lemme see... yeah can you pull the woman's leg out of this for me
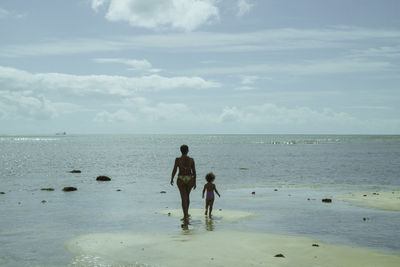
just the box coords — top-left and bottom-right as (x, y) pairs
(178, 178), (195, 220)
(177, 179), (189, 219)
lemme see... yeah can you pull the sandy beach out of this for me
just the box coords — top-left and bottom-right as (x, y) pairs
(335, 191), (400, 211)
(66, 209), (400, 267)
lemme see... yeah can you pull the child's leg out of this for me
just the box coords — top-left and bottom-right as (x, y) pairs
(205, 199), (210, 215)
(208, 199), (214, 218)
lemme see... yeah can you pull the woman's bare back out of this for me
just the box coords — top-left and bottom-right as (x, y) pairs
(176, 156), (194, 176)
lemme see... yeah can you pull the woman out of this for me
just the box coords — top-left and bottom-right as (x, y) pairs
(170, 144), (196, 221)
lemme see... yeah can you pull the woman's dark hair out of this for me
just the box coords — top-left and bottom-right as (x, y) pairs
(180, 144), (189, 155)
(205, 172), (215, 182)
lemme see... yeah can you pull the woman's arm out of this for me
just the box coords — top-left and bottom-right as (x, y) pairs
(170, 158), (178, 186)
(191, 159), (197, 189)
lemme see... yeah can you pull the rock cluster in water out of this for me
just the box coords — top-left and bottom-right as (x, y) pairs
(96, 176), (111, 181)
(63, 187), (77, 192)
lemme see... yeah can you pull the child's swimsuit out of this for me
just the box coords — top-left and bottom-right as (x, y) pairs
(206, 189), (214, 200)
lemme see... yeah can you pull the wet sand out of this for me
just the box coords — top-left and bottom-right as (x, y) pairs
(335, 191), (400, 211)
(66, 209), (400, 267)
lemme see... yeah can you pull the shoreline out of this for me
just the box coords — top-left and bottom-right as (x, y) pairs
(66, 229), (400, 267)
(335, 191), (400, 212)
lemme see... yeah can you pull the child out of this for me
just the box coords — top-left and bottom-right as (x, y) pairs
(202, 172), (221, 218)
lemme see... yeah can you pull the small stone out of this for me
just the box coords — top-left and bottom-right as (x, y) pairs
(69, 170), (81, 173)
(239, 168), (249, 170)
(41, 200), (47, 204)
(252, 191), (256, 195)
(363, 194), (367, 197)
(116, 189), (121, 192)
(312, 244), (319, 247)
(322, 198), (332, 203)
(0, 192), (5, 194)
(96, 176), (111, 181)
(373, 192), (379, 195)
(274, 189), (278, 191)
(41, 188), (55, 191)
(63, 187), (77, 192)
(160, 191), (166, 194)
(307, 198), (311, 200)
(168, 212), (171, 216)
(274, 254), (285, 258)
(219, 209), (222, 211)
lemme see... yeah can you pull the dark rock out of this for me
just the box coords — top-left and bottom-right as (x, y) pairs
(307, 198), (311, 200)
(239, 168), (249, 170)
(322, 198), (332, 203)
(63, 187), (77, 192)
(312, 244), (319, 247)
(69, 170), (81, 173)
(116, 189), (121, 192)
(41, 200), (47, 204)
(219, 209), (222, 211)
(274, 189), (278, 191)
(373, 192), (379, 195)
(0, 192), (5, 194)
(160, 191), (166, 194)
(168, 212), (171, 216)
(363, 194), (367, 197)
(96, 176), (111, 181)
(274, 254), (285, 258)
(251, 191), (256, 195)
(41, 188), (55, 191)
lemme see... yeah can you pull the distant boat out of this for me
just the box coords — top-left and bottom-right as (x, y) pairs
(56, 132), (67, 135)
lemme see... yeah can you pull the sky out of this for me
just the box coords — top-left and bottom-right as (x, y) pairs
(0, 0), (399, 134)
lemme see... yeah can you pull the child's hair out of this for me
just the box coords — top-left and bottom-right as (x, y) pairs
(205, 172), (215, 182)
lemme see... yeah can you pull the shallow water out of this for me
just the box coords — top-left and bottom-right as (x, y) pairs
(0, 135), (399, 266)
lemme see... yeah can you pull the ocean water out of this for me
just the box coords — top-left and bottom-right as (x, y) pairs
(0, 134), (399, 266)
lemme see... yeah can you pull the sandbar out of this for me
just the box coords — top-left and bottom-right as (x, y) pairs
(66, 230), (400, 267)
(335, 191), (400, 211)
(157, 208), (257, 222)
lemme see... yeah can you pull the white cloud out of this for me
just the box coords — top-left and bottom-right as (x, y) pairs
(91, 0), (219, 32)
(93, 57), (160, 72)
(91, 0), (108, 12)
(219, 106), (242, 122)
(0, 91), (82, 120)
(237, 0), (253, 17)
(0, 7), (24, 19)
(241, 75), (258, 85)
(2, 27), (400, 57)
(94, 109), (135, 122)
(94, 102), (190, 123)
(218, 103), (359, 127)
(192, 59), (392, 76)
(0, 66), (220, 97)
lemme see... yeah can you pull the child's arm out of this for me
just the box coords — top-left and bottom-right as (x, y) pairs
(214, 185), (221, 197)
(202, 185), (206, 199)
